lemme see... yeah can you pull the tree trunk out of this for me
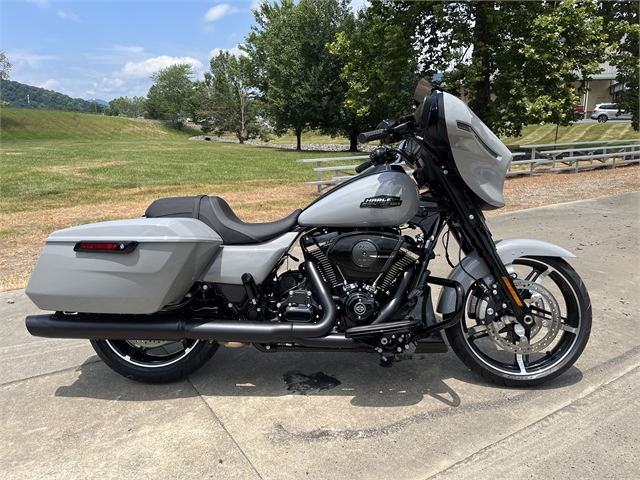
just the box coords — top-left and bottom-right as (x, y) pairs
(349, 132), (358, 152)
(296, 128), (302, 151)
(468, 1), (494, 123)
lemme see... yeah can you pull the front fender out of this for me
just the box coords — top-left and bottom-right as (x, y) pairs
(436, 238), (575, 315)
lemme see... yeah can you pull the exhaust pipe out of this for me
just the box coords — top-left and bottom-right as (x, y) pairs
(26, 261), (337, 343)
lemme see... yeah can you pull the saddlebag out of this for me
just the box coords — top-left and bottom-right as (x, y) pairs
(26, 218), (222, 314)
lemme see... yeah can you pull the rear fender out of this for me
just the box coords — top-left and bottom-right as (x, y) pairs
(436, 238), (576, 314)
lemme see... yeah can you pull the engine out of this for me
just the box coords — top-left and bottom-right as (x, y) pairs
(300, 229), (419, 328)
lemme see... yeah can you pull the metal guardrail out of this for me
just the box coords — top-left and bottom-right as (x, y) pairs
(299, 139), (640, 192)
(508, 139), (640, 176)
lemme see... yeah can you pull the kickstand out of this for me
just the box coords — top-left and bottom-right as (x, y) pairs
(379, 354), (394, 368)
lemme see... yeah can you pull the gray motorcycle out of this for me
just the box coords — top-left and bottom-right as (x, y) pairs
(25, 79), (591, 387)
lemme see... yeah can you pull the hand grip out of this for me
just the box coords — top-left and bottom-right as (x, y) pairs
(357, 129), (388, 144)
(355, 160), (374, 173)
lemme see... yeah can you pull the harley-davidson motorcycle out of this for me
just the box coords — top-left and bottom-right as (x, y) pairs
(25, 79), (591, 387)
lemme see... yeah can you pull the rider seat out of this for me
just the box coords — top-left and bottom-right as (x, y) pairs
(145, 195), (301, 245)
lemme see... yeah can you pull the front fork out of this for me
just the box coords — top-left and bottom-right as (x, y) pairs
(449, 214), (534, 332)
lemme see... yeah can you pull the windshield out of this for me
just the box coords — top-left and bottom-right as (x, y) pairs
(414, 78), (434, 104)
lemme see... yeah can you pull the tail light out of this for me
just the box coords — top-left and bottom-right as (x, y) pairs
(74, 241), (137, 253)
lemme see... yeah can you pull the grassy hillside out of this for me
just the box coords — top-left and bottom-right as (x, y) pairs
(0, 108), (360, 214)
(0, 108), (191, 141)
(501, 122), (639, 148)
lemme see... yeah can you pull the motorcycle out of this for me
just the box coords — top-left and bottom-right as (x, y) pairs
(25, 79), (591, 387)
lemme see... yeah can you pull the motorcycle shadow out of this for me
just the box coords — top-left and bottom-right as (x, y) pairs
(55, 347), (583, 407)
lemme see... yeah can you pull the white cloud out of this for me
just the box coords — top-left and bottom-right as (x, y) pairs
(111, 45), (145, 55)
(100, 77), (125, 91)
(121, 56), (203, 78)
(6, 49), (58, 74)
(203, 4), (238, 23)
(58, 10), (81, 23)
(38, 79), (60, 90)
(209, 46), (246, 59)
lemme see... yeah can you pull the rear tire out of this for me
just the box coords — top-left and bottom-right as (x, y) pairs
(597, 115), (607, 123)
(445, 256), (591, 387)
(91, 338), (219, 383)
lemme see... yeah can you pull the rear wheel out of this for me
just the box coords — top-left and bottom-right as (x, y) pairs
(597, 115), (607, 123)
(91, 338), (219, 383)
(445, 256), (591, 387)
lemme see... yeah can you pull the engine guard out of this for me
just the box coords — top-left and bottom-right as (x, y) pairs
(436, 238), (576, 315)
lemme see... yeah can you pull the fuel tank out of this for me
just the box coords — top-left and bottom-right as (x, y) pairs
(298, 167), (419, 228)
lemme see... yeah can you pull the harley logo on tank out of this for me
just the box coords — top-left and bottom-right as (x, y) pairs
(360, 196), (403, 208)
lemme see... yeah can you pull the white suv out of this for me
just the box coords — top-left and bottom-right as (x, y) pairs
(590, 104), (632, 123)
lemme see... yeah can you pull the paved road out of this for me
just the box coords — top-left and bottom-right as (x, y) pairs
(2, 192), (638, 479)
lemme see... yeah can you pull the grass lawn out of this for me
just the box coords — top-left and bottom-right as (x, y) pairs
(0, 109), (362, 214)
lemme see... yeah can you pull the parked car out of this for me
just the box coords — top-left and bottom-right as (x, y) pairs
(574, 104), (585, 114)
(590, 104), (632, 123)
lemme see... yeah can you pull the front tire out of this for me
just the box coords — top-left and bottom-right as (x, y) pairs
(91, 338), (219, 383)
(445, 256), (592, 387)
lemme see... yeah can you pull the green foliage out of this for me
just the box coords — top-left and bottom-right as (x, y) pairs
(0, 50), (11, 82)
(369, 1), (609, 137)
(601, 1), (639, 131)
(520, 0), (608, 138)
(0, 80), (98, 112)
(329, 2), (419, 149)
(244, 0), (351, 150)
(191, 51), (267, 142)
(108, 96), (146, 118)
(147, 64), (195, 127)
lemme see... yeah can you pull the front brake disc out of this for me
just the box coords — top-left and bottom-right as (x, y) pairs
(486, 280), (561, 354)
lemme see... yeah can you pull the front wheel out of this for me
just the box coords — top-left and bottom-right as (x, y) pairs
(91, 338), (219, 383)
(445, 256), (592, 387)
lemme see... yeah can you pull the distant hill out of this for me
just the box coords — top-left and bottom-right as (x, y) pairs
(0, 80), (102, 112)
(87, 98), (109, 106)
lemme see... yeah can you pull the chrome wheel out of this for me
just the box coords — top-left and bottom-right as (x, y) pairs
(104, 339), (201, 368)
(91, 337), (219, 383)
(446, 257), (592, 387)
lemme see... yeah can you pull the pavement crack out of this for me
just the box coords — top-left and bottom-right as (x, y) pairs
(187, 377), (264, 480)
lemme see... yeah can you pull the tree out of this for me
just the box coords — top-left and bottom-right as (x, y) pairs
(330, 2), (420, 149)
(108, 96), (146, 117)
(191, 51), (264, 143)
(348, 1), (607, 138)
(244, 0), (350, 150)
(0, 50), (11, 81)
(601, 0), (639, 130)
(147, 64), (195, 127)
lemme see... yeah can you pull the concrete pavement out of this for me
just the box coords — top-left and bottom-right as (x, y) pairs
(1, 192), (639, 479)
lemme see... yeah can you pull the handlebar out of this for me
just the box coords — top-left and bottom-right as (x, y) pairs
(355, 159), (374, 173)
(357, 115), (417, 144)
(357, 129), (388, 144)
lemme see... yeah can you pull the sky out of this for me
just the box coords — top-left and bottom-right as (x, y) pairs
(2, 0), (368, 102)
